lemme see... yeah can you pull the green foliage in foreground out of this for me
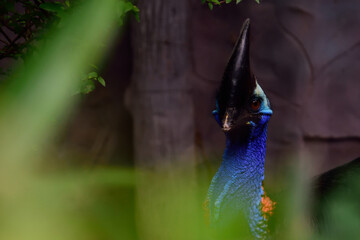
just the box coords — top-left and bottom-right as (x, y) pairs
(202, 0), (260, 10)
(0, 0), (139, 94)
(0, 1), (137, 239)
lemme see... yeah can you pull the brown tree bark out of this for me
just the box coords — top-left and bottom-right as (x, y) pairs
(130, 0), (194, 169)
(129, 1), (198, 239)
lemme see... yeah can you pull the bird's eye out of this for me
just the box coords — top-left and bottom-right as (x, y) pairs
(250, 98), (261, 111)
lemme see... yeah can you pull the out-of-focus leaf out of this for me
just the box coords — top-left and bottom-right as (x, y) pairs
(88, 71), (98, 79)
(98, 76), (106, 87)
(202, 0), (260, 8)
(90, 64), (99, 70)
(116, 1), (140, 25)
(39, 2), (64, 13)
(80, 79), (96, 94)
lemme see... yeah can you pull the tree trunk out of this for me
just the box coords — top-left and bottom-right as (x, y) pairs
(129, 0), (198, 239)
(130, 0), (194, 168)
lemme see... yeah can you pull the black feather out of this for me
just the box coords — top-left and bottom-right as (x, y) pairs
(311, 157), (360, 229)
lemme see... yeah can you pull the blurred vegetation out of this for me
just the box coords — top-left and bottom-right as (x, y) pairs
(0, 0), (358, 240)
(0, 0), (137, 239)
(0, 0), (138, 94)
(202, 0), (260, 10)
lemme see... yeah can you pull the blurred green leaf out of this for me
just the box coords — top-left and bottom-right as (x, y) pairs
(98, 76), (106, 87)
(87, 71), (98, 79)
(208, 3), (213, 10)
(202, 0), (260, 6)
(81, 79), (96, 94)
(39, 2), (64, 13)
(90, 63), (99, 70)
(116, 1), (140, 25)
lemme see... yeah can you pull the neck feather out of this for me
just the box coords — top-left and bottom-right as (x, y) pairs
(208, 117), (270, 238)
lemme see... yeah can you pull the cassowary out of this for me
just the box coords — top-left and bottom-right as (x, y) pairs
(206, 19), (360, 239)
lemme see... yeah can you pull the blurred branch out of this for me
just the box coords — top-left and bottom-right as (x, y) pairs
(0, 38), (8, 45)
(0, 28), (11, 43)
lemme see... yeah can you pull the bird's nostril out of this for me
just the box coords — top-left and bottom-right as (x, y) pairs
(223, 112), (232, 131)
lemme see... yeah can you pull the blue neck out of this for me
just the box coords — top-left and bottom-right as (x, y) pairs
(208, 115), (270, 238)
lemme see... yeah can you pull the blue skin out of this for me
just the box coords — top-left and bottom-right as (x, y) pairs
(208, 99), (272, 239)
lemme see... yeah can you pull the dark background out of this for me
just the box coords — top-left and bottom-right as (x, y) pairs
(57, 0), (360, 181)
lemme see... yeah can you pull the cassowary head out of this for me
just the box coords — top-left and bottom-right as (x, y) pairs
(213, 19), (272, 138)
